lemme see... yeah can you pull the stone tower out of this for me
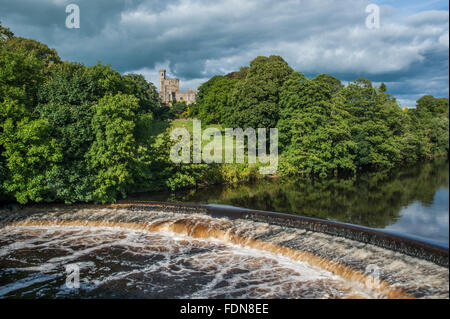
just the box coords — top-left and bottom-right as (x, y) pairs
(159, 69), (166, 93)
(158, 69), (197, 105)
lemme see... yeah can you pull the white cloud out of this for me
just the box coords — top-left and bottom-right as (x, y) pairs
(0, 0), (448, 99)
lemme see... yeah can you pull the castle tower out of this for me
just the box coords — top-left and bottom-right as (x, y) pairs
(159, 70), (167, 101)
(158, 69), (197, 105)
(159, 70), (166, 94)
(160, 70), (166, 80)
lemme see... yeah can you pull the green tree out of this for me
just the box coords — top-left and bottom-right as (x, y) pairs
(225, 66), (249, 80)
(36, 101), (96, 203)
(123, 73), (161, 115)
(429, 116), (449, 155)
(0, 47), (45, 109)
(2, 37), (61, 70)
(314, 74), (344, 95)
(1, 115), (62, 203)
(0, 20), (447, 205)
(229, 55), (293, 129)
(416, 95), (449, 117)
(195, 75), (237, 124)
(276, 72), (307, 149)
(0, 46), (46, 200)
(0, 21), (14, 42)
(406, 95), (449, 159)
(342, 78), (404, 169)
(35, 62), (130, 203)
(171, 101), (188, 117)
(279, 78), (356, 176)
(87, 93), (141, 203)
(38, 62), (125, 106)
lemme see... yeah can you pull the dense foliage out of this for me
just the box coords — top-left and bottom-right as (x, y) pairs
(0, 21), (448, 204)
(195, 56), (449, 177)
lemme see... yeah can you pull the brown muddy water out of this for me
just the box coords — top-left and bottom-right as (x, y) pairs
(0, 205), (448, 299)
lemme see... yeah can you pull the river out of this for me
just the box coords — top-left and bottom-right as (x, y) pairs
(129, 159), (449, 246)
(0, 160), (448, 298)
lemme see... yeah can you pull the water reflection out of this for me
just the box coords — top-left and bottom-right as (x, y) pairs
(130, 160), (449, 245)
(384, 189), (449, 244)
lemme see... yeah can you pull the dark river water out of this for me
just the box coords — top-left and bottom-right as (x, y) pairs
(0, 226), (381, 298)
(130, 160), (449, 246)
(0, 160), (448, 299)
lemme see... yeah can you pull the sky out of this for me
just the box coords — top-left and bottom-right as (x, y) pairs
(0, 0), (448, 107)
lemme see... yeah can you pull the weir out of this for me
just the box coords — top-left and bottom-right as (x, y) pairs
(0, 202), (448, 299)
(114, 201), (449, 267)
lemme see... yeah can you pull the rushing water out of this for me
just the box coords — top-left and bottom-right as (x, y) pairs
(0, 160), (448, 299)
(0, 225), (381, 299)
(0, 207), (448, 299)
(130, 160), (449, 246)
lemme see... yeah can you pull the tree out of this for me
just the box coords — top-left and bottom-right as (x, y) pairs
(314, 74), (344, 95)
(171, 101), (188, 117)
(34, 62), (128, 203)
(0, 47), (45, 109)
(229, 55), (293, 129)
(0, 21), (13, 42)
(406, 95), (449, 160)
(429, 116), (449, 156)
(1, 115), (62, 203)
(0, 46), (46, 199)
(38, 62), (125, 106)
(277, 71), (307, 149)
(341, 78), (404, 169)
(195, 75), (237, 124)
(2, 37), (61, 69)
(123, 73), (161, 115)
(36, 101), (96, 203)
(416, 95), (449, 118)
(0, 20), (447, 204)
(87, 93), (141, 203)
(279, 78), (356, 176)
(225, 66), (249, 80)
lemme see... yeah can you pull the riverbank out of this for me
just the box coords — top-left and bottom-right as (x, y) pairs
(2, 159), (448, 246)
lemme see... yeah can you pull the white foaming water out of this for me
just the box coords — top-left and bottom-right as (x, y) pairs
(0, 225), (381, 299)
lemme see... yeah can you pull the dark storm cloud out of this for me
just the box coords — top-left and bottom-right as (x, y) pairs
(0, 0), (448, 106)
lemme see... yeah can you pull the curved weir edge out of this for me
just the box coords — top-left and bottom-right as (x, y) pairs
(111, 201), (449, 267)
(1, 201), (448, 298)
(6, 219), (414, 299)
